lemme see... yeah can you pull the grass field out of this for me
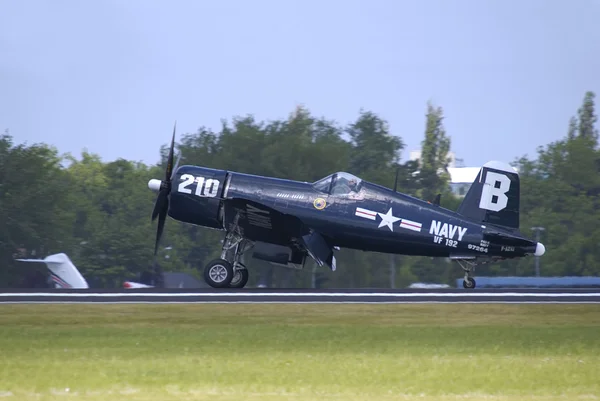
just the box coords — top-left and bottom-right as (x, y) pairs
(0, 303), (599, 400)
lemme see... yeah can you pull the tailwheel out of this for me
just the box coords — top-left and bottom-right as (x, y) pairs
(463, 277), (476, 289)
(455, 258), (477, 290)
(229, 264), (249, 288)
(204, 259), (234, 288)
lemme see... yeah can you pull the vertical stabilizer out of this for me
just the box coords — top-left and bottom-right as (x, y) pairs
(456, 161), (520, 230)
(16, 253), (89, 289)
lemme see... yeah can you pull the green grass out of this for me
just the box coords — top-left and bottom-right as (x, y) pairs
(0, 303), (599, 400)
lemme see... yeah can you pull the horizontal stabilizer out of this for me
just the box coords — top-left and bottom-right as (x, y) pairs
(483, 230), (534, 247)
(483, 229), (545, 256)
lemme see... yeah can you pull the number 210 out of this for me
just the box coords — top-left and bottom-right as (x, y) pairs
(177, 174), (220, 198)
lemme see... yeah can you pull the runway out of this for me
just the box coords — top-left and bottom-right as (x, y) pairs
(1, 288), (600, 303)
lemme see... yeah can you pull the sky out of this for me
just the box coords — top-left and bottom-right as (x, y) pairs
(1, 0), (599, 169)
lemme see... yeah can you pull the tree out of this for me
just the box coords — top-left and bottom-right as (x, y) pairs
(346, 109), (403, 187)
(0, 134), (75, 286)
(577, 91), (598, 143)
(417, 101), (451, 202)
(498, 91), (600, 277)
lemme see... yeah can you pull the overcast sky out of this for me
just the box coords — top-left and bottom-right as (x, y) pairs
(1, 0), (599, 169)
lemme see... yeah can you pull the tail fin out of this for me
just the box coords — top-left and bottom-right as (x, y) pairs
(456, 161), (520, 230)
(16, 253), (89, 289)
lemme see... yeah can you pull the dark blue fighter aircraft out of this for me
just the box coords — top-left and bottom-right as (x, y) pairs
(149, 126), (545, 289)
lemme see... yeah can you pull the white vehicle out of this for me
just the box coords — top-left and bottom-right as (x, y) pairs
(408, 283), (451, 289)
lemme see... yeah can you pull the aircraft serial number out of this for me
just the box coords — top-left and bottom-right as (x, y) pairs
(468, 244), (488, 253)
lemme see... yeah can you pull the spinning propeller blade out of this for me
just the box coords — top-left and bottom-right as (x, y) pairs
(150, 122), (179, 256)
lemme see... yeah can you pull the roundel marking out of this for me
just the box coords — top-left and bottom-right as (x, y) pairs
(313, 197), (326, 210)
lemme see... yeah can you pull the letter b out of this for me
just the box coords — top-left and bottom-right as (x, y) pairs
(479, 172), (510, 212)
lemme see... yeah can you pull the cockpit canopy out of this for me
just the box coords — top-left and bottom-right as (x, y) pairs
(312, 172), (363, 195)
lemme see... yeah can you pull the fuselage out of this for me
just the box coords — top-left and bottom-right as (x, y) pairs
(228, 171), (492, 256)
(165, 165), (538, 260)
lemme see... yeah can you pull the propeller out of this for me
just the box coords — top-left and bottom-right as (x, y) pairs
(149, 122), (182, 257)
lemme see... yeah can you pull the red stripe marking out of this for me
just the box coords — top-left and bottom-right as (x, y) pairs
(401, 221), (421, 228)
(356, 209), (376, 216)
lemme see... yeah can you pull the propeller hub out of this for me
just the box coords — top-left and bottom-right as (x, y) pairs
(148, 179), (162, 192)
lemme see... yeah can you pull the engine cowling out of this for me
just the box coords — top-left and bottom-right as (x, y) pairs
(167, 165), (228, 230)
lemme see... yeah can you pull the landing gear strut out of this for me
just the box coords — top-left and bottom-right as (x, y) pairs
(203, 232), (253, 289)
(456, 259), (477, 289)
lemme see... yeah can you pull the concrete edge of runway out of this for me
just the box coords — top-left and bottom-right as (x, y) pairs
(1, 288), (599, 303)
(2, 287), (600, 294)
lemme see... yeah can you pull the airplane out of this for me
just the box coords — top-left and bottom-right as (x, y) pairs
(148, 125), (546, 290)
(16, 253), (89, 289)
(15, 252), (199, 289)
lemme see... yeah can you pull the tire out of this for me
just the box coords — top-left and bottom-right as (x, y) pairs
(463, 277), (476, 289)
(229, 268), (249, 288)
(204, 259), (234, 288)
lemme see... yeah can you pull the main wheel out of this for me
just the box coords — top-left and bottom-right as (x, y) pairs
(463, 277), (476, 289)
(229, 268), (249, 288)
(204, 259), (234, 288)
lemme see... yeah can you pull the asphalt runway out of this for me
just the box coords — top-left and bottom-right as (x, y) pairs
(1, 288), (600, 303)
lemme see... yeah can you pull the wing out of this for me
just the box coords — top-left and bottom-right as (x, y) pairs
(222, 198), (337, 271)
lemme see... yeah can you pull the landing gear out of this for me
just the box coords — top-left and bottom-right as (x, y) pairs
(463, 277), (476, 289)
(203, 232), (253, 289)
(204, 259), (234, 288)
(456, 259), (477, 289)
(229, 264), (249, 288)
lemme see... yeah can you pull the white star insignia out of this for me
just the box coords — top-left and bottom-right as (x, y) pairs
(377, 207), (400, 231)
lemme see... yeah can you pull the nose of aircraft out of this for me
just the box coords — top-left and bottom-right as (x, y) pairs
(534, 242), (545, 256)
(148, 179), (162, 192)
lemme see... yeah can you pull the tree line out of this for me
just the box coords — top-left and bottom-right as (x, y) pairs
(1, 91), (598, 288)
